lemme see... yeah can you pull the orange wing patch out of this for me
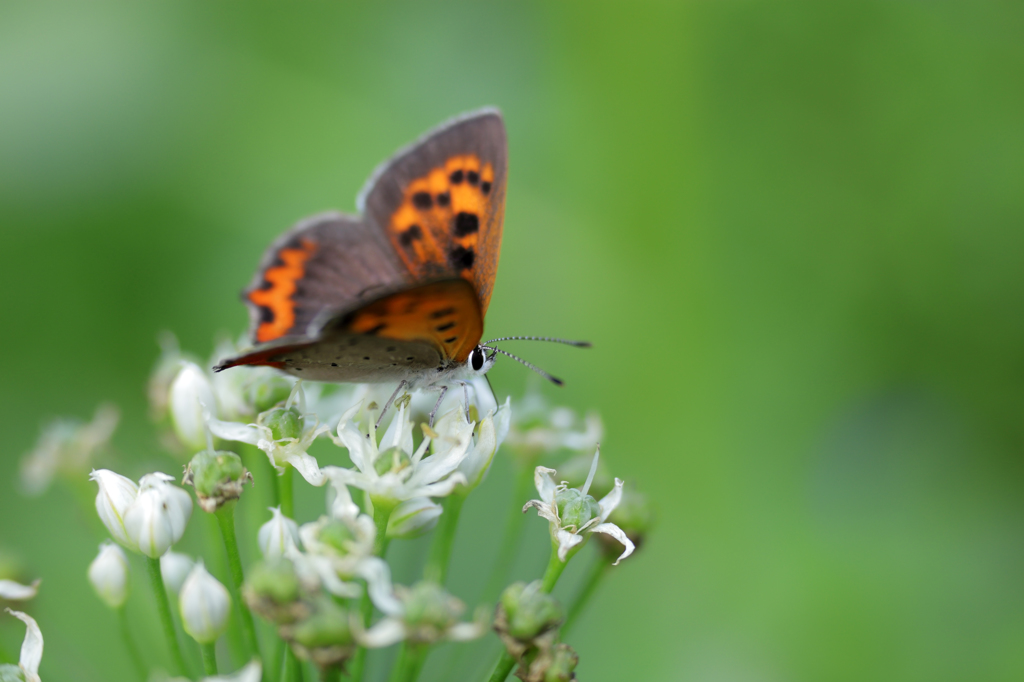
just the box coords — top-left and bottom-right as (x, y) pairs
(248, 238), (318, 343)
(341, 279), (483, 363)
(385, 155), (501, 314)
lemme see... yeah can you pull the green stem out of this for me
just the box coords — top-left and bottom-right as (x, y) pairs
(480, 464), (534, 601)
(145, 555), (190, 676)
(278, 465), (295, 518)
(348, 500), (395, 682)
(200, 643), (218, 676)
(423, 492), (466, 585)
(283, 647), (304, 682)
(388, 643), (425, 682)
(117, 606), (148, 681)
(484, 546), (568, 682)
(321, 667), (341, 682)
(216, 503), (262, 662)
(562, 555), (612, 635)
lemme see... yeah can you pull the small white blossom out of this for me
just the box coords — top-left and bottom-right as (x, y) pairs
(210, 335), (294, 421)
(258, 506), (300, 559)
(88, 542), (129, 609)
(2, 608), (42, 682)
(179, 561), (231, 644)
(170, 361), (218, 453)
(446, 398), (511, 492)
(323, 401), (471, 507)
(21, 403), (119, 495)
(523, 447), (635, 565)
(90, 469), (139, 548)
(208, 383), (328, 486)
(359, 582), (485, 648)
(160, 551), (195, 595)
(506, 389), (602, 456)
(387, 497), (442, 539)
(0, 580), (40, 602)
(123, 473), (193, 558)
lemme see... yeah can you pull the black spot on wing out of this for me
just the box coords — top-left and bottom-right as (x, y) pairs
(466, 170), (479, 185)
(412, 192), (433, 209)
(430, 307), (456, 319)
(481, 181), (492, 195)
(399, 224), (422, 247)
(435, 321), (455, 332)
(365, 323), (387, 335)
(448, 245), (475, 271)
(449, 170), (464, 184)
(436, 191), (450, 207)
(454, 212), (479, 237)
(258, 306), (274, 323)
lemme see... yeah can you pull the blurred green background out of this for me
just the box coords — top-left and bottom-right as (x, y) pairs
(2, 1), (1024, 680)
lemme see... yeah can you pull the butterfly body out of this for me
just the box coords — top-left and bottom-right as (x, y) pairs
(216, 110), (506, 391)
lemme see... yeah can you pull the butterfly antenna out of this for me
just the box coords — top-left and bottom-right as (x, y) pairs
(480, 346), (565, 386)
(484, 336), (591, 348)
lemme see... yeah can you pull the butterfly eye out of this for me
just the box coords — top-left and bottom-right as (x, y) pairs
(470, 347), (486, 372)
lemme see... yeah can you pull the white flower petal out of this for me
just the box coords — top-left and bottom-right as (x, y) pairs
(597, 477), (624, 523)
(0, 579), (40, 601)
(359, 617), (406, 648)
(326, 477), (360, 521)
(590, 522), (635, 565)
(446, 620), (487, 642)
(207, 417), (262, 445)
(90, 469), (138, 548)
(179, 561), (231, 644)
(555, 529), (584, 562)
(411, 473), (467, 500)
(88, 543), (128, 609)
(170, 362), (217, 452)
(283, 451), (325, 486)
(387, 498), (441, 539)
(5, 608), (42, 682)
(160, 551), (195, 595)
(258, 507), (299, 559)
(379, 403), (413, 456)
(534, 467), (558, 503)
(356, 557), (402, 616)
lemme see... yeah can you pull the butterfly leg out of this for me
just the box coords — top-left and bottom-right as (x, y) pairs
(428, 385), (448, 427)
(375, 380), (408, 431)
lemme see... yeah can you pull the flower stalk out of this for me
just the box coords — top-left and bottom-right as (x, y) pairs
(216, 503), (262, 662)
(423, 492), (466, 585)
(200, 642), (218, 676)
(117, 606), (147, 681)
(145, 555), (190, 676)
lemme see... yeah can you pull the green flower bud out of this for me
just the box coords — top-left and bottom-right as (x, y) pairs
(248, 376), (294, 413)
(603, 486), (653, 552)
(244, 559), (302, 624)
(373, 446), (411, 477)
(182, 450), (251, 513)
(499, 581), (564, 641)
(554, 488), (600, 533)
(262, 406), (303, 441)
(281, 596), (356, 669)
(403, 582), (460, 631)
(543, 643), (579, 682)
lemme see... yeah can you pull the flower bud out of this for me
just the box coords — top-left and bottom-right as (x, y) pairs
(88, 542), (129, 609)
(401, 582), (464, 644)
(499, 582), (564, 641)
(538, 643), (579, 682)
(258, 507), (300, 559)
(89, 469), (139, 549)
(160, 551), (194, 595)
(169, 361), (217, 453)
(183, 450), (252, 513)
(387, 498), (441, 539)
(248, 376), (294, 414)
(282, 596), (355, 668)
(124, 473), (193, 558)
(554, 488), (600, 533)
(261, 406), (303, 441)
(243, 559), (303, 625)
(179, 561), (231, 644)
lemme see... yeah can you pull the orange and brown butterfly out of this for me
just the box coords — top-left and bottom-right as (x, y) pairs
(216, 108), (587, 422)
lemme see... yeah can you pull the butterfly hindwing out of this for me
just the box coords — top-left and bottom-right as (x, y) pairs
(358, 108), (508, 316)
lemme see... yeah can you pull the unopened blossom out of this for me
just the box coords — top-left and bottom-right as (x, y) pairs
(359, 581), (485, 648)
(387, 497), (441, 539)
(517, 642), (578, 682)
(21, 403), (119, 495)
(123, 473), (193, 558)
(0, 579), (40, 602)
(161, 551), (195, 595)
(1, 609), (42, 682)
(523, 447), (635, 565)
(279, 595), (356, 669)
(258, 506), (300, 559)
(90, 469), (139, 548)
(183, 450), (252, 513)
(88, 542), (129, 609)
(169, 361), (218, 453)
(208, 383), (328, 486)
(179, 561), (231, 644)
(494, 581), (564, 659)
(210, 335), (293, 421)
(323, 401), (471, 507)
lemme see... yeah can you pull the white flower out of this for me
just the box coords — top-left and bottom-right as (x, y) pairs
(358, 582), (485, 648)
(210, 335), (294, 421)
(179, 561), (231, 644)
(258, 506), (300, 559)
(160, 551), (195, 595)
(323, 401), (471, 507)
(88, 542), (129, 609)
(447, 398), (511, 492)
(506, 389), (602, 456)
(207, 383), (328, 486)
(90, 469), (139, 548)
(170, 361), (218, 453)
(2, 609), (42, 682)
(0, 580), (40, 602)
(123, 473), (193, 558)
(21, 403), (119, 495)
(523, 447), (635, 565)
(387, 497), (441, 539)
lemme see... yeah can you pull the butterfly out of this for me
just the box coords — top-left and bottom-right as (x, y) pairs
(215, 108), (587, 423)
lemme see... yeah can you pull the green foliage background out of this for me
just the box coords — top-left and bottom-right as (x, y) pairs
(2, 2), (1023, 680)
